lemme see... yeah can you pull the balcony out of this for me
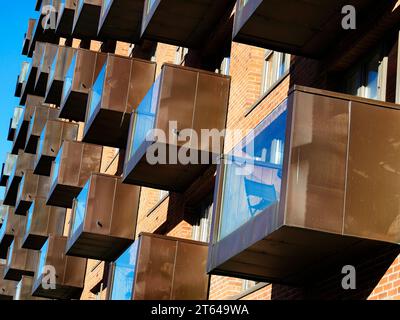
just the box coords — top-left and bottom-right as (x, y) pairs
(47, 141), (103, 208)
(44, 46), (76, 105)
(15, 276), (46, 300)
(34, 120), (79, 176)
(55, 0), (76, 37)
(66, 173), (140, 261)
(0, 207), (26, 259)
(22, 197), (66, 250)
(72, 0), (102, 39)
(60, 49), (106, 121)
(7, 107), (24, 142)
(0, 154), (18, 187)
(208, 85), (400, 285)
(232, 0), (378, 57)
(108, 233), (209, 300)
(15, 170), (51, 215)
(25, 106), (59, 154)
(11, 105), (36, 155)
(34, 43), (59, 97)
(15, 62), (30, 98)
(4, 237), (39, 281)
(83, 55), (156, 148)
(22, 19), (36, 56)
(0, 265), (17, 300)
(32, 235), (87, 299)
(98, 0), (144, 42)
(141, 0), (235, 48)
(123, 64), (230, 192)
(3, 152), (36, 206)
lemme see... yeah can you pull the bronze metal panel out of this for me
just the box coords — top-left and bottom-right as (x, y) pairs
(32, 235), (86, 299)
(4, 237), (38, 281)
(15, 170), (51, 215)
(55, 0), (76, 37)
(0, 208), (26, 259)
(11, 105), (37, 155)
(66, 173), (139, 261)
(45, 46), (76, 104)
(22, 197), (66, 250)
(25, 106), (59, 154)
(22, 19), (36, 56)
(345, 102), (400, 243)
(140, 0), (235, 48)
(34, 120), (79, 176)
(98, 0), (144, 42)
(0, 265), (17, 300)
(34, 43), (58, 96)
(83, 56), (156, 148)
(72, 0), (102, 39)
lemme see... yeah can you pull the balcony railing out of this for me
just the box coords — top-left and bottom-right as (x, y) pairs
(55, 0), (76, 37)
(22, 197), (65, 250)
(123, 63), (230, 192)
(83, 54), (156, 148)
(208, 85), (400, 284)
(140, 0), (235, 48)
(98, 0), (144, 42)
(72, 0), (102, 39)
(66, 173), (140, 261)
(7, 107), (24, 142)
(34, 120), (79, 176)
(0, 207), (26, 259)
(15, 170), (51, 216)
(0, 153), (18, 187)
(32, 235), (87, 299)
(108, 233), (209, 300)
(15, 62), (30, 98)
(4, 236), (39, 281)
(0, 265), (17, 300)
(3, 151), (36, 207)
(60, 49), (106, 121)
(34, 43), (59, 97)
(22, 19), (36, 56)
(44, 46), (76, 105)
(47, 141), (103, 208)
(25, 106), (59, 154)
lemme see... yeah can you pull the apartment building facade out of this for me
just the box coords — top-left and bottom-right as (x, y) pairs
(0, 0), (400, 300)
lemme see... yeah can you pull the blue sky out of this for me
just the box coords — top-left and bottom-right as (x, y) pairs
(0, 1), (38, 198)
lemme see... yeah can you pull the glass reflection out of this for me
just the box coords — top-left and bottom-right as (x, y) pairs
(218, 100), (287, 240)
(36, 240), (49, 279)
(62, 53), (76, 104)
(26, 204), (34, 235)
(0, 213), (8, 241)
(71, 180), (89, 237)
(51, 151), (61, 188)
(87, 64), (106, 122)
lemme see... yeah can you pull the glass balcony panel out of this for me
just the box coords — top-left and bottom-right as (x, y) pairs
(62, 52), (76, 104)
(71, 180), (89, 236)
(87, 64), (105, 123)
(37, 240), (49, 278)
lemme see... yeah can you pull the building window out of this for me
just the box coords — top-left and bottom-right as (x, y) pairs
(261, 51), (290, 94)
(344, 50), (385, 101)
(192, 200), (213, 243)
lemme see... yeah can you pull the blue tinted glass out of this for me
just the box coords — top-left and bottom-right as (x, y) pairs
(62, 53), (77, 104)
(129, 77), (160, 161)
(16, 175), (25, 204)
(51, 151), (61, 188)
(87, 64), (106, 122)
(48, 54), (57, 90)
(71, 180), (89, 236)
(218, 100), (288, 240)
(110, 241), (139, 300)
(7, 242), (14, 266)
(26, 204), (34, 234)
(37, 240), (49, 279)
(38, 127), (46, 157)
(0, 214), (8, 241)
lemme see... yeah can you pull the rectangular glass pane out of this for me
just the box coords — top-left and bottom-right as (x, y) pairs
(365, 53), (380, 100)
(11, 108), (24, 130)
(37, 240), (49, 279)
(62, 53), (77, 103)
(218, 100), (288, 240)
(48, 53), (58, 87)
(37, 127), (46, 158)
(26, 204), (34, 234)
(7, 242), (14, 266)
(87, 64), (106, 122)
(71, 179), (89, 236)
(51, 151), (61, 187)
(110, 241), (139, 300)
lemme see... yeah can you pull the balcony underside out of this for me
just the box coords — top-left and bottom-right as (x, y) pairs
(34, 155), (54, 176)
(33, 275), (83, 300)
(25, 135), (40, 154)
(44, 79), (63, 105)
(0, 235), (13, 259)
(3, 178), (22, 206)
(22, 233), (48, 251)
(60, 91), (88, 122)
(12, 125), (29, 155)
(47, 184), (83, 209)
(15, 81), (22, 98)
(72, 4), (101, 40)
(56, 7), (75, 37)
(4, 265), (34, 282)
(15, 199), (32, 216)
(34, 72), (49, 97)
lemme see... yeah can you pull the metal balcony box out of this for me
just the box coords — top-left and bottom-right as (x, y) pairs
(0, 265), (17, 300)
(66, 173), (140, 261)
(34, 43), (59, 97)
(60, 49), (106, 121)
(208, 86), (400, 285)
(32, 235), (87, 300)
(44, 46), (76, 105)
(12, 105), (36, 155)
(55, 0), (76, 37)
(0, 207), (26, 259)
(232, 0), (378, 57)
(34, 120), (79, 176)
(0, 153), (18, 187)
(72, 0), (102, 39)
(7, 107), (24, 142)
(4, 237), (39, 281)
(25, 106), (59, 154)
(83, 55), (156, 148)
(98, 0), (145, 42)
(15, 62), (30, 98)
(47, 141), (103, 208)
(141, 0), (235, 48)
(123, 64), (230, 192)
(22, 197), (66, 250)
(3, 152), (36, 207)
(22, 19), (36, 56)
(108, 233), (209, 300)
(15, 170), (51, 215)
